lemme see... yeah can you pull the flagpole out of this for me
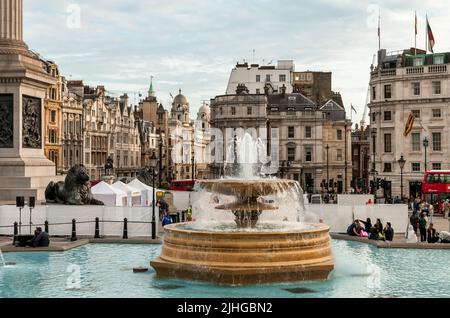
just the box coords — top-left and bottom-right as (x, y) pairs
(414, 11), (417, 55)
(378, 10), (381, 51)
(425, 14), (428, 53)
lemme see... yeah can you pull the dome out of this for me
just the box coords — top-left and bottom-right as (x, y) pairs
(197, 103), (210, 118)
(173, 89), (188, 106)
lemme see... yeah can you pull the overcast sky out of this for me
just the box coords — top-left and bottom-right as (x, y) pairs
(24, 0), (450, 123)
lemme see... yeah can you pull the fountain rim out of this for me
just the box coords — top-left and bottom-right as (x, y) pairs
(164, 222), (330, 237)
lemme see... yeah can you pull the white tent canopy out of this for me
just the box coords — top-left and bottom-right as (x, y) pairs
(128, 178), (156, 206)
(91, 181), (128, 207)
(112, 181), (142, 206)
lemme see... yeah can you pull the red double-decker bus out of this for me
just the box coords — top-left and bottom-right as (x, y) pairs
(169, 179), (196, 192)
(422, 170), (450, 214)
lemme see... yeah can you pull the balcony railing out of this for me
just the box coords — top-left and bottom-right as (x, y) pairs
(428, 65), (447, 73)
(406, 67), (424, 75)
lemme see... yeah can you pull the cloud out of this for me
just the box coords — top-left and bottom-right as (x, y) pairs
(23, 0), (450, 119)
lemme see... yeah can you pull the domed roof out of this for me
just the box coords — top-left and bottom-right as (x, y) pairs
(173, 89), (188, 106)
(198, 103), (210, 115)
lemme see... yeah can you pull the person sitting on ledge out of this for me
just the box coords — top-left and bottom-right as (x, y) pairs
(427, 223), (439, 244)
(19, 227), (50, 248)
(346, 220), (359, 236)
(383, 222), (394, 242)
(369, 224), (380, 240)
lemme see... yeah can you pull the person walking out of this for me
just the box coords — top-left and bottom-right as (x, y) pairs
(444, 199), (450, 219)
(419, 213), (427, 242)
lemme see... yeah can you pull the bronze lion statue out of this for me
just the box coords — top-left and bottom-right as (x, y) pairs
(45, 164), (104, 205)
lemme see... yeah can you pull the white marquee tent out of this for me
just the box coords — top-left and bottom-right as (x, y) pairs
(91, 181), (128, 207)
(112, 181), (142, 206)
(128, 178), (157, 206)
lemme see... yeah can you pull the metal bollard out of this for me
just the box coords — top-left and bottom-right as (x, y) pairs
(13, 222), (18, 244)
(45, 221), (49, 235)
(71, 219), (77, 242)
(94, 217), (100, 239)
(181, 210), (186, 222)
(123, 218), (128, 239)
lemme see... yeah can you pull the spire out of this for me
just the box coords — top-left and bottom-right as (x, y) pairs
(179, 88), (182, 95)
(148, 76), (155, 98)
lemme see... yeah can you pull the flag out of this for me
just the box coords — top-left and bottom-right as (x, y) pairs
(404, 113), (415, 137)
(427, 16), (435, 53)
(415, 11), (418, 35)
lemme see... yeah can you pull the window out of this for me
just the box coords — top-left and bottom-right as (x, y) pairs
(432, 81), (441, 95)
(384, 111), (392, 121)
(434, 55), (444, 65)
(256, 75), (261, 82)
(413, 58), (424, 66)
(412, 133), (420, 151)
(288, 127), (295, 139)
(337, 149), (343, 161)
(50, 110), (56, 123)
(384, 163), (392, 173)
(412, 82), (420, 96)
(219, 107), (223, 115)
(432, 109), (442, 118)
(247, 107), (252, 115)
(384, 134), (392, 153)
(85, 153), (90, 165)
(287, 147), (296, 162)
(256, 89), (260, 94)
(266, 74), (271, 82)
(432, 132), (442, 151)
(432, 163), (442, 170)
(305, 147), (313, 162)
(371, 112), (376, 123)
(384, 84), (392, 99)
(337, 129), (343, 140)
(372, 135), (376, 153)
(411, 110), (420, 118)
(372, 86), (376, 101)
(279, 74), (286, 82)
(412, 162), (421, 172)
(231, 107), (236, 115)
(305, 126), (312, 138)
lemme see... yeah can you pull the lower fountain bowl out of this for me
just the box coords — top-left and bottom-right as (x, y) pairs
(150, 223), (334, 285)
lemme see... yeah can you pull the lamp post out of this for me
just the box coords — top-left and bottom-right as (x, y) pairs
(191, 135), (195, 183)
(158, 135), (163, 188)
(398, 155), (406, 201)
(149, 151), (158, 240)
(423, 137), (429, 172)
(326, 145), (330, 192)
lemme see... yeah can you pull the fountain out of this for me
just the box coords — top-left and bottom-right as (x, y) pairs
(151, 133), (334, 285)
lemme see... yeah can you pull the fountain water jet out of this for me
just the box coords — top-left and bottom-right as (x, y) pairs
(151, 133), (334, 285)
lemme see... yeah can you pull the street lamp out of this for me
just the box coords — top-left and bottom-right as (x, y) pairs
(149, 151), (158, 240)
(398, 154), (406, 201)
(423, 137), (429, 172)
(325, 145), (330, 192)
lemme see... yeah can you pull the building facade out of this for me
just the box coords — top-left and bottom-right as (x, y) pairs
(43, 61), (63, 174)
(62, 80), (84, 173)
(369, 48), (450, 199)
(226, 60), (294, 95)
(210, 84), (352, 193)
(351, 124), (370, 193)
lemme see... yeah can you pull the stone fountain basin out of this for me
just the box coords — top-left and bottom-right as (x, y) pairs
(196, 179), (298, 198)
(151, 222), (334, 285)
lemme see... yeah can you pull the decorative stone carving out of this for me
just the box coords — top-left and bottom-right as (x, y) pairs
(22, 95), (42, 149)
(0, 94), (14, 148)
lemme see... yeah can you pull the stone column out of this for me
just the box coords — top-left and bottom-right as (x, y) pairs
(0, 0), (23, 41)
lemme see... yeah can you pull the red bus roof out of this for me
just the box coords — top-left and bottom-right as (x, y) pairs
(426, 170), (450, 174)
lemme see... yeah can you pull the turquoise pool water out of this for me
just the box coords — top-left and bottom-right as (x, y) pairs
(0, 240), (448, 298)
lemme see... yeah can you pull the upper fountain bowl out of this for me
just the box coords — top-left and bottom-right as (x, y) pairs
(196, 179), (299, 198)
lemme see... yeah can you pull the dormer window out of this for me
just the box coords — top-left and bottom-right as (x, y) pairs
(434, 55), (444, 65)
(413, 57), (424, 66)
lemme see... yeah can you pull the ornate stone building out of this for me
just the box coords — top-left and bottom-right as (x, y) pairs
(369, 48), (450, 199)
(62, 80), (84, 173)
(43, 61), (63, 174)
(210, 84), (352, 194)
